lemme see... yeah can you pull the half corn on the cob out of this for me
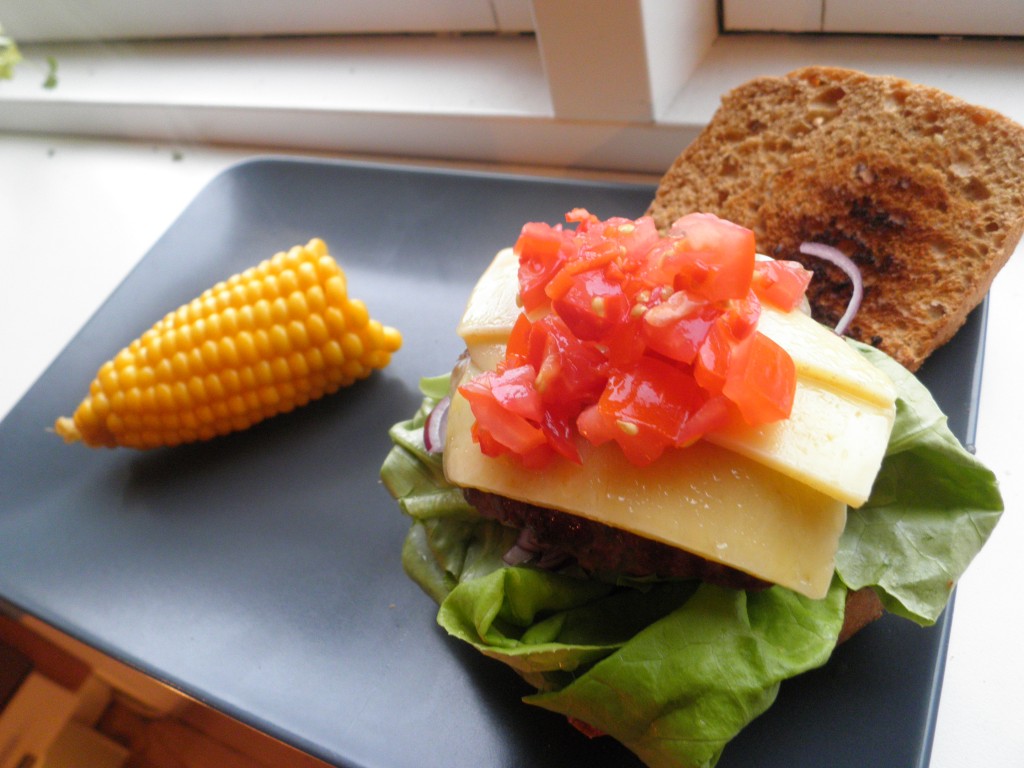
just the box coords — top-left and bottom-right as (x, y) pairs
(55, 238), (402, 449)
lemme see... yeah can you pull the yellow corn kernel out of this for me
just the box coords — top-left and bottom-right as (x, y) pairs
(54, 238), (402, 449)
(305, 285), (326, 314)
(171, 352), (190, 379)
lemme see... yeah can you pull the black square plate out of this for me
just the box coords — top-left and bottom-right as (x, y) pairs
(0, 158), (985, 767)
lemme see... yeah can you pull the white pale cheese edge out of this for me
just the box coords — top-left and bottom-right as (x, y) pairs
(445, 247), (898, 598)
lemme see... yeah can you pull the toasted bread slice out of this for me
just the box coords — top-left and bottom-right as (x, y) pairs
(647, 66), (1024, 371)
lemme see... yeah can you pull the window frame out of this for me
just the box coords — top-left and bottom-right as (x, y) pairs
(0, 0), (535, 42)
(722, 0), (1024, 36)
(1, 1), (1022, 175)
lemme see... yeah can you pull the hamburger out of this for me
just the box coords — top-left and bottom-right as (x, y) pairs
(380, 68), (1018, 767)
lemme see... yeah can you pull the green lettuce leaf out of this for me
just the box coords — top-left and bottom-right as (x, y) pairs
(379, 359), (1002, 766)
(526, 580), (845, 768)
(835, 342), (1003, 625)
(435, 561), (844, 768)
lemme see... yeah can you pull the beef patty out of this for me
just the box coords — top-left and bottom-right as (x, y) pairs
(463, 488), (769, 591)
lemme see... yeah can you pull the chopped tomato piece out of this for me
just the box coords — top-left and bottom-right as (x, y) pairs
(614, 427), (671, 467)
(545, 240), (624, 302)
(528, 315), (607, 407)
(504, 313), (534, 367)
(487, 365), (544, 422)
(600, 314), (647, 368)
(641, 292), (719, 364)
(465, 208), (801, 468)
(674, 395), (738, 447)
(722, 332), (796, 425)
(600, 215), (660, 261)
(460, 372), (548, 458)
(667, 213), (756, 302)
(552, 268), (630, 342)
(752, 259), (813, 311)
(597, 357), (706, 465)
(576, 403), (616, 447)
(718, 290), (761, 341)
(693, 320), (734, 395)
(539, 406), (581, 464)
(516, 222), (569, 314)
(565, 208), (599, 227)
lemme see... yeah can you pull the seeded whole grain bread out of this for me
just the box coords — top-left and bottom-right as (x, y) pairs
(647, 65), (1024, 371)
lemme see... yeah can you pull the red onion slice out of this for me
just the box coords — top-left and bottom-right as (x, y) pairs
(798, 242), (863, 336)
(423, 395), (450, 454)
(502, 544), (536, 567)
(503, 527), (539, 566)
(502, 527), (570, 570)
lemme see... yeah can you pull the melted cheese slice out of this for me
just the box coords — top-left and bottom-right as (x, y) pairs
(707, 381), (893, 508)
(445, 378), (847, 598)
(457, 248), (896, 507)
(757, 305), (897, 409)
(456, 247), (523, 347)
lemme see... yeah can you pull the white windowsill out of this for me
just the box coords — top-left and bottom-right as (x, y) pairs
(3, 32), (1022, 174)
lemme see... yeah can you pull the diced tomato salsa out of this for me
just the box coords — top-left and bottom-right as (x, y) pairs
(459, 210), (811, 467)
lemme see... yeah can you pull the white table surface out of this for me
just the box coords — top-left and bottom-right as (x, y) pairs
(1, 132), (1021, 766)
